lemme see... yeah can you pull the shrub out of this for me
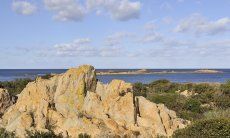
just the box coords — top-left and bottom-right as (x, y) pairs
(78, 133), (91, 138)
(27, 130), (61, 138)
(0, 128), (15, 138)
(214, 95), (230, 109)
(193, 83), (215, 94)
(172, 118), (230, 137)
(149, 93), (207, 120)
(203, 108), (230, 119)
(0, 78), (33, 95)
(192, 92), (214, 104)
(178, 110), (203, 121)
(149, 93), (185, 112)
(183, 99), (201, 113)
(133, 82), (147, 97)
(179, 83), (194, 92)
(41, 74), (53, 80)
(220, 80), (230, 95)
(148, 80), (178, 93)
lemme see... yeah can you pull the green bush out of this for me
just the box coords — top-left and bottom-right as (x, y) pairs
(183, 99), (201, 113)
(0, 78), (33, 95)
(27, 130), (61, 138)
(179, 83), (194, 92)
(214, 95), (230, 109)
(203, 108), (230, 119)
(192, 92), (214, 104)
(149, 93), (207, 120)
(148, 80), (179, 93)
(149, 93), (185, 113)
(0, 128), (15, 138)
(193, 83), (215, 94)
(133, 82), (147, 97)
(78, 133), (91, 138)
(172, 118), (230, 137)
(41, 74), (54, 80)
(178, 110), (203, 121)
(220, 80), (230, 95)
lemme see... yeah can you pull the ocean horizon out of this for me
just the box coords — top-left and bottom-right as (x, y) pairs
(1, 69), (230, 83)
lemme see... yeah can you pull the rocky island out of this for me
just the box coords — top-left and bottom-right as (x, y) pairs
(0, 65), (189, 137)
(193, 69), (223, 74)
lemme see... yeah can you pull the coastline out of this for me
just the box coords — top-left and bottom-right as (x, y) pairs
(0, 69), (227, 83)
(96, 69), (223, 75)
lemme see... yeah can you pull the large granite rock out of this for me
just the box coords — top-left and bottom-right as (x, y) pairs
(1, 65), (189, 137)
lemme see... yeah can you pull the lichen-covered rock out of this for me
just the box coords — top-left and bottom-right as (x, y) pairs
(1, 65), (189, 138)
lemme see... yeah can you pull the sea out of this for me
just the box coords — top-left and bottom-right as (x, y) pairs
(0, 69), (230, 84)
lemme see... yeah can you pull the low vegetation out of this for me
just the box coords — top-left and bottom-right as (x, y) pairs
(0, 74), (53, 96)
(0, 128), (15, 138)
(0, 78), (33, 95)
(78, 133), (91, 138)
(27, 130), (60, 138)
(172, 118), (230, 137)
(133, 79), (230, 137)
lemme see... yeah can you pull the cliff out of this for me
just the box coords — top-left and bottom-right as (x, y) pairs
(0, 65), (189, 137)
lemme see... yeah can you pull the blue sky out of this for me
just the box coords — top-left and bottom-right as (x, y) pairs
(0, 0), (230, 69)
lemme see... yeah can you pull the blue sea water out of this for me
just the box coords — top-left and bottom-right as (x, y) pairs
(0, 69), (230, 84)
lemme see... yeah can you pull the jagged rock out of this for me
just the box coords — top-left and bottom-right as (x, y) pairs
(1, 65), (189, 138)
(0, 88), (16, 116)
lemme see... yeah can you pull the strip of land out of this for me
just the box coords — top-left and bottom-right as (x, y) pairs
(96, 69), (223, 75)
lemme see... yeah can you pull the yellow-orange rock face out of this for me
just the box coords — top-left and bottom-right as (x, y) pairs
(1, 65), (189, 138)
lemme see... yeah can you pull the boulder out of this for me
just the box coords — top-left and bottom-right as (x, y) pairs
(1, 65), (189, 137)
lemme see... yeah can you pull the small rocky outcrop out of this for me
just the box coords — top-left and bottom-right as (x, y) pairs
(0, 65), (189, 137)
(176, 90), (197, 97)
(0, 88), (16, 116)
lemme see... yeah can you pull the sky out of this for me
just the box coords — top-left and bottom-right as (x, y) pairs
(0, 0), (230, 69)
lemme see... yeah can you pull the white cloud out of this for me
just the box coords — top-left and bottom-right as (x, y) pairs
(140, 32), (163, 43)
(109, 0), (141, 21)
(174, 13), (230, 35)
(12, 1), (37, 15)
(73, 38), (91, 44)
(86, 0), (141, 21)
(43, 0), (85, 21)
(54, 38), (125, 57)
(163, 39), (192, 47)
(43, 0), (141, 22)
(105, 32), (134, 46)
(54, 38), (96, 56)
(99, 46), (124, 57)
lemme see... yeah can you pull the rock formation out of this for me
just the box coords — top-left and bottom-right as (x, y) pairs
(0, 88), (16, 116)
(0, 65), (189, 137)
(176, 90), (198, 97)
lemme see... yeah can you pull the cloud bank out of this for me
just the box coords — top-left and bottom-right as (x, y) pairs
(43, 0), (141, 22)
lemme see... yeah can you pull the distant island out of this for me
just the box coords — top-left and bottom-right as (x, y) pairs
(96, 69), (223, 75)
(193, 69), (223, 73)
